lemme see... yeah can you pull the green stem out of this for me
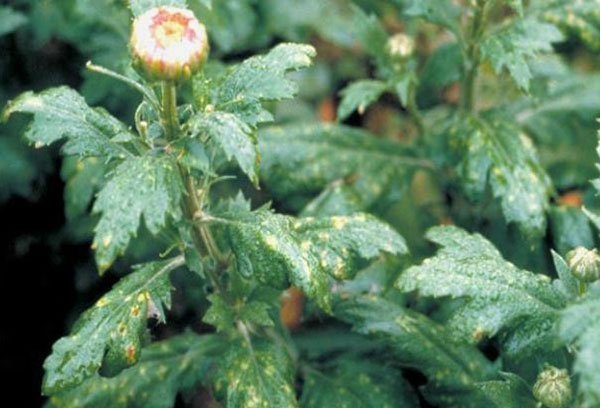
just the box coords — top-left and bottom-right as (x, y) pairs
(460, 1), (489, 112)
(406, 79), (425, 136)
(161, 81), (180, 140)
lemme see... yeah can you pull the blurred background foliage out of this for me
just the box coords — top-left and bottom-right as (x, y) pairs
(2, 0), (600, 406)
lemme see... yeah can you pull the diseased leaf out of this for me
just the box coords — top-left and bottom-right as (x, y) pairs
(214, 205), (407, 311)
(480, 20), (563, 91)
(557, 290), (600, 406)
(129, 0), (188, 16)
(300, 358), (419, 408)
(259, 123), (421, 214)
(444, 114), (553, 238)
(0, 6), (27, 36)
(337, 80), (389, 121)
(335, 296), (499, 407)
(214, 43), (316, 126)
(404, 0), (461, 34)
(214, 340), (298, 408)
(396, 226), (566, 361)
(42, 257), (184, 395)
(46, 332), (222, 408)
(61, 157), (107, 220)
(92, 155), (183, 272)
(2, 87), (133, 158)
(189, 111), (258, 184)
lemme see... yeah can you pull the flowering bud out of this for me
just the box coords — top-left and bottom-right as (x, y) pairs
(130, 6), (209, 81)
(386, 33), (415, 61)
(566, 246), (600, 283)
(533, 365), (572, 408)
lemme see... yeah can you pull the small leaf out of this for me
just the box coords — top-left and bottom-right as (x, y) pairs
(2, 86), (133, 158)
(46, 332), (222, 408)
(480, 19), (563, 91)
(214, 339), (298, 407)
(214, 206), (407, 311)
(550, 250), (579, 300)
(61, 157), (107, 220)
(92, 155), (183, 272)
(396, 226), (566, 360)
(337, 80), (389, 121)
(349, 5), (390, 75)
(203, 293), (234, 332)
(189, 111), (258, 184)
(0, 6), (27, 36)
(42, 257), (184, 395)
(215, 43), (316, 127)
(535, 0), (600, 50)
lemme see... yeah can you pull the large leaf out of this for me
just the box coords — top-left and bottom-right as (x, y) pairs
(259, 123), (421, 214)
(92, 155), (183, 272)
(42, 257), (184, 395)
(300, 358), (419, 408)
(214, 203), (408, 311)
(480, 19), (563, 91)
(189, 111), (258, 184)
(214, 339), (298, 408)
(557, 290), (600, 407)
(2, 86), (133, 158)
(444, 114), (553, 238)
(396, 226), (566, 360)
(214, 43), (316, 126)
(46, 331), (222, 408)
(335, 296), (536, 407)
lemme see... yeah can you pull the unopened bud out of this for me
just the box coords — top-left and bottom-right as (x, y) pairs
(386, 33), (415, 61)
(533, 365), (572, 408)
(130, 6), (209, 81)
(566, 246), (600, 283)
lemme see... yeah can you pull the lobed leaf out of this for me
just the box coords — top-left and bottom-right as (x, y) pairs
(214, 43), (316, 127)
(214, 205), (407, 311)
(214, 339), (298, 408)
(42, 257), (184, 395)
(189, 111), (258, 185)
(337, 80), (389, 121)
(404, 0), (461, 35)
(396, 226), (566, 360)
(444, 114), (553, 238)
(534, 0), (600, 50)
(2, 86), (133, 159)
(92, 155), (183, 272)
(480, 19), (563, 91)
(46, 331), (222, 408)
(259, 123), (421, 215)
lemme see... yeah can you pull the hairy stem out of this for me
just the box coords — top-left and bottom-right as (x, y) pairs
(161, 81), (180, 140)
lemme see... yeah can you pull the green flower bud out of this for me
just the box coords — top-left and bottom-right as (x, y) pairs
(533, 365), (572, 408)
(130, 6), (209, 82)
(386, 33), (415, 61)
(566, 246), (600, 283)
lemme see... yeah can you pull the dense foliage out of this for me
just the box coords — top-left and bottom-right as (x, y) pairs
(3, 0), (600, 407)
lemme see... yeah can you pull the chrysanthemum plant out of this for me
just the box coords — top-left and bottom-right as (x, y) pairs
(5, 0), (600, 407)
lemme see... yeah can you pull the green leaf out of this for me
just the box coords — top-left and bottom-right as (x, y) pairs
(335, 296), (499, 407)
(2, 86), (133, 158)
(444, 114), (553, 238)
(203, 293), (234, 332)
(557, 291), (600, 406)
(535, 0), (600, 50)
(189, 111), (258, 184)
(214, 339), (298, 408)
(405, 0), (461, 34)
(61, 157), (107, 220)
(300, 358), (419, 408)
(0, 6), (27, 36)
(337, 80), (389, 121)
(215, 43), (316, 127)
(396, 226), (566, 360)
(349, 5), (390, 74)
(549, 205), (594, 256)
(129, 0), (188, 16)
(214, 206), (407, 311)
(42, 257), (184, 395)
(92, 155), (183, 272)
(480, 20), (563, 91)
(550, 250), (579, 301)
(46, 331), (222, 408)
(259, 123), (421, 214)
